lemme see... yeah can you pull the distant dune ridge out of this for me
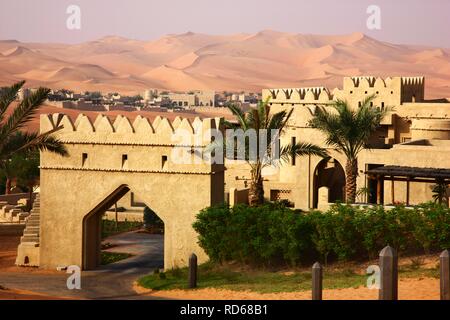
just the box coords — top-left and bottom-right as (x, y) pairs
(1, 30), (450, 97)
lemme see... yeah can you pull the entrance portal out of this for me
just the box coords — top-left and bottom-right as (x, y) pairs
(313, 158), (345, 208)
(36, 114), (224, 270)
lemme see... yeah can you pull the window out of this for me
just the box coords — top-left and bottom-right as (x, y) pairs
(381, 102), (385, 110)
(162, 155), (168, 169)
(122, 154), (128, 168)
(358, 101), (362, 107)
(82, 153), (88, 167)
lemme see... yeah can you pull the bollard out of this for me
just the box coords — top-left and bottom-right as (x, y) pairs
(312, 262), (323, 300)
(188, 253), (198, 289)
(379, 245), (398, 300)
(440, 250), (450, 300)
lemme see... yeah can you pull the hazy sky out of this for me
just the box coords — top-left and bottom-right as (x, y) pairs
(0, 0), (449, 47)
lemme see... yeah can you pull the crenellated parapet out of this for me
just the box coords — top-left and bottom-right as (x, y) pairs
(264, 76), (427, 108)
(262, 87), (333, 104)
(343, 76), (390, 89)
(340, 76), (425, 102)
(41, 113), (222, 146)
(401, 76), (425, 86)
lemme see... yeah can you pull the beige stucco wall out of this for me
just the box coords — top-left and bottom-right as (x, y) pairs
(38, 113), (224, 270)
(225, 76), (450, 210)
(39, 169), (219, 270)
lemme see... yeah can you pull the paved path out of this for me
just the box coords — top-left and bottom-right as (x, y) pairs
(0, 231), (164, 299)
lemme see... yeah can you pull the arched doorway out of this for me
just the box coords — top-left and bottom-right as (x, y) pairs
(313, 158), (345, 208)
(82, 184), (164, 270)
(37, 113), (224, 271)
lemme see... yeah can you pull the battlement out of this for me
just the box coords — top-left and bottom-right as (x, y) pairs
(343, 76), (424, 89)
(41, 113), (222, 146)
(401, 76), (425, 86)
(264, 76), (427, 106)
(262, 87), (334, 103)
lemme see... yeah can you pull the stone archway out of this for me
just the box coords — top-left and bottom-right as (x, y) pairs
(82, 184), (165, 270)
(21, 113), (224, 270)
(312, 157), (345, 209)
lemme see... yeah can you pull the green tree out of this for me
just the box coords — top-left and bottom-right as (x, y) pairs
(309, 95), (388, 203)
(0, 148), (39, 207)
(225, 98), (327, 206)
(0, 81), (68, 194)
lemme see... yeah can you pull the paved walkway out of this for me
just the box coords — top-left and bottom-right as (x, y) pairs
(0, 231), (164, 299)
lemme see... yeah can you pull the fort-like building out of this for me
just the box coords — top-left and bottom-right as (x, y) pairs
(15, 76), (450, 270)
(226, 76), (450, 210)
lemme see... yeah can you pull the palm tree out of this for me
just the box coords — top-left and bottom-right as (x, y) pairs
(309, 95), (388, 203)
(225, 99), (328, 206)
(0, 81), (68, 194)
(431, 178), (448, 206)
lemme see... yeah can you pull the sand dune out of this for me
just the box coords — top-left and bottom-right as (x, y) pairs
(0, 31), (450, 97)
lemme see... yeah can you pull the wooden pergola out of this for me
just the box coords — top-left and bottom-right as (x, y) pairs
(366, 165), (450, 205)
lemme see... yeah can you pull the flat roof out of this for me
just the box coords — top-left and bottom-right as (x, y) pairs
(367, 165), (450, 180)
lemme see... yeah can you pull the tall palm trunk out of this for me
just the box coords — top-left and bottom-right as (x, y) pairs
(345, 158), (358, 203)
(248, 167), (264, 206)
(5, 177), (11, 195)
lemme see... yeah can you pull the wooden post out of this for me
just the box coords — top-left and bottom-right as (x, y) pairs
(376, 176), (381, 204)
(406, 178), (410, 206)
(188, 253), (198, 289)
(379, 245), (398, 300)
(312, 262), (323, 300)
(114, 202), (118, 230)
(391, 177), (395, 204)
(440, 250), (450, 300)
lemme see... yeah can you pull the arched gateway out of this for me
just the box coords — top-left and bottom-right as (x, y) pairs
(17, 113), (224, 270)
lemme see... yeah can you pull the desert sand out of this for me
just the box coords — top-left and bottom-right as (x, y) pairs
(0, 235), (441, 300)
(1, 31), (450, 98)
(133, 278), (440, 300)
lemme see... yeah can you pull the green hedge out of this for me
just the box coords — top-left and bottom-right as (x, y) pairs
(193, 202), (450, 266)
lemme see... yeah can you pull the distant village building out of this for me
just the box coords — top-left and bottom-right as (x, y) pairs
(159, 91), (216, 108)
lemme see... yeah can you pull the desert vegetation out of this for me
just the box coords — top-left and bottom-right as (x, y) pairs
(193, 202), (450, 266)
(226, 99), (327, 206)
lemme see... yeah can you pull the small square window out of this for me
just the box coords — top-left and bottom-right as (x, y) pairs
(122, 154), (128, 168)
(82, 153), (88, 167)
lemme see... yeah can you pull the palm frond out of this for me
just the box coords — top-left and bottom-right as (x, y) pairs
(309, 96), (387, 159)
(279, 142), (328, 164)
(0, 87), (51, 150)
(227, 104), (248, 131)
(0, 80), (25, 124)
(1, 129), (68, 159)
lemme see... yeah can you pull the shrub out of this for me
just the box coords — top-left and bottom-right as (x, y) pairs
(193, 203), (313, 266)
(193, 202), (450, 266)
